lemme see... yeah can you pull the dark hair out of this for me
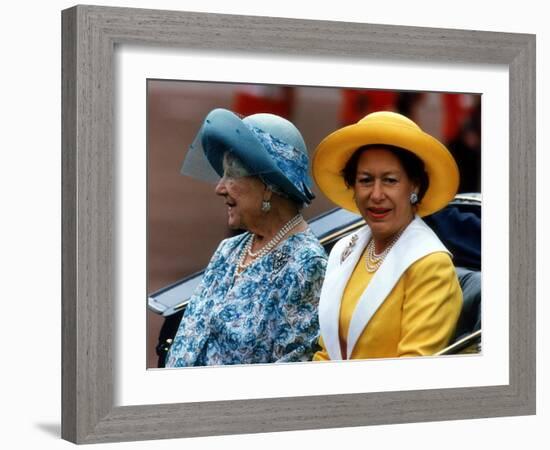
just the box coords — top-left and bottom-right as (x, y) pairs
(342, 144), (430, 203)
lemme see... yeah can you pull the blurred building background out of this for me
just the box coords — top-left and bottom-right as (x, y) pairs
(146, 80), (481, 367)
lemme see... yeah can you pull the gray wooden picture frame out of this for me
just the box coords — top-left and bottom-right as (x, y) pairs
(61, 4), (536, 444)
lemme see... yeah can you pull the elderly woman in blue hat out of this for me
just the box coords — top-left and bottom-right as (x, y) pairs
(165, 109), (327, 367)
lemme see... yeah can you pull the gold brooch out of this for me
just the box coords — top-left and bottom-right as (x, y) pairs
(340, 234), (358, 263)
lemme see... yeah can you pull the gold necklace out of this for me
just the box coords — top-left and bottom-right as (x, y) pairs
(365, 229), (404, 272)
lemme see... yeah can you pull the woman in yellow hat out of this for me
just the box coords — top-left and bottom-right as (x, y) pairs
(312, 111), (462, 361)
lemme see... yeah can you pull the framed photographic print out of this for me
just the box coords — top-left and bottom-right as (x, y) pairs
(146, 80), (482, 370)
(62, 4), (535, 444)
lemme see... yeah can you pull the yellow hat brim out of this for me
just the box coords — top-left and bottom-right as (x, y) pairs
(312, 115), (460, 217)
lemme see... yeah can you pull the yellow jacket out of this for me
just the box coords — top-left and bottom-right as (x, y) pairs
(314, 217), (462, 361)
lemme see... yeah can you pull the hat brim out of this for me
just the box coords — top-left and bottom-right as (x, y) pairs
(201, 109), (274, 176)
(312, 120), (459, 217)
(200, 109), (311, 204)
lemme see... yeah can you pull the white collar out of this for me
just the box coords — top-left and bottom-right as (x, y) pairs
(318, 216), (450, 360)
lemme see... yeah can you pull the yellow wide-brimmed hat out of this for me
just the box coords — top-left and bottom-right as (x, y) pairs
(312, 111), (460, 217)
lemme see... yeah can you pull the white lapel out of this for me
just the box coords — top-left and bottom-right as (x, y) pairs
(318, 226), (371, 361)
(345, 216), (450, 359)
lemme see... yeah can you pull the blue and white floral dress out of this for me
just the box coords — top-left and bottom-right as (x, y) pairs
(165, 229), (327, 367)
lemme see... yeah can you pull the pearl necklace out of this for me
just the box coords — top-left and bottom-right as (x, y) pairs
(365, 229), (404, 273)
(235, 214), (303, 276)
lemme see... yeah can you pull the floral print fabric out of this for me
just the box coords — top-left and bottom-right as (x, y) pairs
(248, 125), (311, 200)
(165, 229), (327, 367)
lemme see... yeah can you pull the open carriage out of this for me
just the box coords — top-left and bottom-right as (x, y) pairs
(149, 193), (481, 367)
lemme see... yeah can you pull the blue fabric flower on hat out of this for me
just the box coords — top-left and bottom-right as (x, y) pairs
(247, 125), (311, 201)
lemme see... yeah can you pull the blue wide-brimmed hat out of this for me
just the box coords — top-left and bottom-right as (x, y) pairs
(181, 108), (315, 205)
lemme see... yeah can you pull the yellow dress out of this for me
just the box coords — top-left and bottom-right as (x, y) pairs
(313, 249), (462, 360)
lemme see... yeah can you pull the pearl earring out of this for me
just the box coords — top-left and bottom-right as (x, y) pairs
(410, 192), (418, 205)
(261, 200), (271, 212)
